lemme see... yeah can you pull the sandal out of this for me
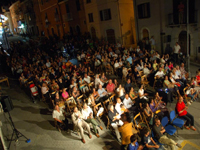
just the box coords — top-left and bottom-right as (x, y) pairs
(184, 125), (190, 130)
(190, 126), (196, 131)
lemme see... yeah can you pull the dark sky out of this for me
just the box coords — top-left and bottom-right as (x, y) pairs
(0, 0), (15, 9)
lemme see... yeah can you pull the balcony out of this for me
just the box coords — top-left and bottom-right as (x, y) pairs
(45, 19), (50, 28)
(167, 10), (198, 27)
(55, 14), (60, 22)
(63, 13), (73, 22)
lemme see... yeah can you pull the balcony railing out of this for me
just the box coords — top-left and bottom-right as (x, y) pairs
(63, 13), (73, 22)
(168, 10), (198, 26)
(55, 14), (60, 22)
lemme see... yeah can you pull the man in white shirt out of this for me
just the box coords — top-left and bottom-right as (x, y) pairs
(174, 42), (181, 63)
(83, 73), (91, 84)
(155, 67), (165, 78)
(81, 103), (103, 138)
(52, 105), (68, 131)
(123, 94), (137, 112)
(115, 98), (127, 115)
(143, 64), (150, 76)
(46, 59), (51, 68)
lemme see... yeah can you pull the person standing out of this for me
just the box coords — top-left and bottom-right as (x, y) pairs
(150, 36), (156, 50)
(173, 42), (181, 64)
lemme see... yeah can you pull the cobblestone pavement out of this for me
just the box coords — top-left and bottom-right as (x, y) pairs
(0, 64), (200, 150)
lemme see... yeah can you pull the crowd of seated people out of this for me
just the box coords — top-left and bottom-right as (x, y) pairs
(4, 35), (199, 149)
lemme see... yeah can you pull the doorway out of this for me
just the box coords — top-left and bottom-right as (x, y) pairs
(106, 29), (116, 44)
(178, 31), (190, 55)
(91, 27), (96, 39)
(142, 28), (149, 39)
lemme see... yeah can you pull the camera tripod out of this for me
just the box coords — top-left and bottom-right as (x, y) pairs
(7, 111), (31, 149)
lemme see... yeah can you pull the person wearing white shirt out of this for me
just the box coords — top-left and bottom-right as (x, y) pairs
(174, 42), (181, 63)
(81, 103), (103, 137)
(123, 94), (137, 113)
(123, 94), (133, 109)
(155, 67), (165, 78)
(116, 84), (125, 99)
(52, 105), (68, 131)
(84, 73), (91, 84)
(95, 74), (104, 88)
(46, 59), (51, 68)
(143, 64), (150, 76)
(115, 98), (127, 115)
(138, 85), (148, 100)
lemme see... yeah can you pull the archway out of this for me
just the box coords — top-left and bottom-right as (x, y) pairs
(76, 25), (81, 35)
(178, 31), (190, 55)
(51, 28), (54, 35)
(91, 27), (96, 39)
(70, 27), (73, 35)
(142, 28), (149, 39)
(106, 29), (116, 44)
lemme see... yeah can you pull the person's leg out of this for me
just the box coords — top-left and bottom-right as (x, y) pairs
(159, 135), (176, 150)
(111, 123), (121, 141)
(63, 118), (69, 130)
(77, 122), (84, 139)
(186, 112), (194, 126)
(180, 114), (191, 126)
(86, 118), (98, 134)
(82, 120), (91, 135)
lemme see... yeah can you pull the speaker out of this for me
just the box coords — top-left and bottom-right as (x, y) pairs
(0, 96), (14, 112)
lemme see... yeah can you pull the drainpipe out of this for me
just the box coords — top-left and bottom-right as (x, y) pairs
(186, 0), (190, 76)
(57, 2), (65, 38)
(133, 0), (139, 43)
(117, 0), (123, 44)
(159, 0), (164, 54)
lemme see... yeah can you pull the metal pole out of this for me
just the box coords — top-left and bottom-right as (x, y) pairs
(186, 0), (190, 76)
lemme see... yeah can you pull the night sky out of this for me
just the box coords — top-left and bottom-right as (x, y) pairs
(0, 0), (15, 12)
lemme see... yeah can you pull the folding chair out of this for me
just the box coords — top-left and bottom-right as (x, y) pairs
(161, 116), (177, 136)
(65, 96), (77, 115)
(109, 94), (115, 102)
(169, 110), (184, 134)
(94, 103), (104, 122)
(88, 82), (94, 91)
(142, 112), (151, 130)
(133, 112), (146, 132)
(103, 98), (112, 113)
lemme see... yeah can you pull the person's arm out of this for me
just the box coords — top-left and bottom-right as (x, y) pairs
(144, 109), (150, 117)
(54, 118), (63, 123)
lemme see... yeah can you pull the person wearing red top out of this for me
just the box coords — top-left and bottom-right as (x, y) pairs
(106, 79), (115, 94)
(176, 96), (196, 131)
(196, 71), (200, 85)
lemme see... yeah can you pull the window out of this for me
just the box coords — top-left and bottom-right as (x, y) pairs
(86, 0), (91, 3)
(88, 13), (93, 22)
(138, 3), (150, 19)
(76, 0), (81, 11)
(65, 4), (70, 13)
(100, 9), (111, 21)
(55, 8), (58, 14)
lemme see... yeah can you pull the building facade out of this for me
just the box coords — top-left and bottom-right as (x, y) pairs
(9, 1), (21, 34)
(134, 0), (199, 59)
(84, 0), (137, 46)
